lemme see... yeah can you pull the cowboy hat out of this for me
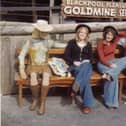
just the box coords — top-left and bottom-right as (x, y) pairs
(75, 24), (91, 33)
(103, 26), (118, 36)
(32, 20), (53, 32)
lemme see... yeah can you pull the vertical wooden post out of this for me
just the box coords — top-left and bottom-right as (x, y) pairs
(49, 0), (54, 24)
(119, 0), (124, 21)
(59, 0), (64, 40)
(19, 84), (23, 106)
(110, 0), (114, 22)
(0, 37), (2, 95)
(49, 0), (57, 40)
(32, 0), (37, 22)
(59, 15), (64, 40)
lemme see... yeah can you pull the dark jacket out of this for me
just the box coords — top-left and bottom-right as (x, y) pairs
(64, 39), (93, 65)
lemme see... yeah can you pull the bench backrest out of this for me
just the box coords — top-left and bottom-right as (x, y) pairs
(47, 47), (122, 63)
(15, 46), (123, 68)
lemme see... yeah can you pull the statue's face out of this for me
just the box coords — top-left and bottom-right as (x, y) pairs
(32, 29), (49, 39)
(40, 32), (49, 38)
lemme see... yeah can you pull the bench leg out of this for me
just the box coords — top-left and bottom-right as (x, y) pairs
(38, 86), (49, 115)
(18, 84), (23, 107)
(119, 79), (123, 103)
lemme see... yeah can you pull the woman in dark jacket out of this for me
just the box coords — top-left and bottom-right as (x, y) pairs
(64, 24), (94, 114)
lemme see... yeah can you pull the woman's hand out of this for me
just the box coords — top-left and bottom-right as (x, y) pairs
(73, 61), (81, 66)
(110, 63), (117, 68)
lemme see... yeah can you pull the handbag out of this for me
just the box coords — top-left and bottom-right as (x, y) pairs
(48, 57), (69, 77)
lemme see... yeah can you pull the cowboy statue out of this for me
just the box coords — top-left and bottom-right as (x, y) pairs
(18, 20), (54, 115)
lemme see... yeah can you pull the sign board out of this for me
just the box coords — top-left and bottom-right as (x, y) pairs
(61, 0), (126, 19)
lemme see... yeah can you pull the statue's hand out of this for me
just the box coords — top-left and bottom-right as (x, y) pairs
(19, 65), (27, 79)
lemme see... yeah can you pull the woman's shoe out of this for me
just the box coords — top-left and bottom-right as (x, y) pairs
(102, 73), (113, 81)
(82, 107), (91, 114)
(105, 105), (118, 110)
(107, 107), (117, 110)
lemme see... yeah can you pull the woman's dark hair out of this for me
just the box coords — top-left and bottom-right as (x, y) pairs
(75, 24), (91, 33)
(103, 26), (118, 42)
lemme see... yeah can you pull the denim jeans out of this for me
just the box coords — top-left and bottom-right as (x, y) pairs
(72, 62), (94, 108)
(97, 57), (126, 107)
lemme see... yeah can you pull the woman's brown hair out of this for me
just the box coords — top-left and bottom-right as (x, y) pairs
(103, 26), (118, 42)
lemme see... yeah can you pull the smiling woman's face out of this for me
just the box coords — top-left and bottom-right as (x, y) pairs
(77, 27), (89, 41)
(105, 31), (114, 42)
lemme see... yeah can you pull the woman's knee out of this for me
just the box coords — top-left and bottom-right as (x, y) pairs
(82, 63), (92, 70)
(97, 62), (110, 73)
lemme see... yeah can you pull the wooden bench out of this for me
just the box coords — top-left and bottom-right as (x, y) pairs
(15, 47), (126, 113)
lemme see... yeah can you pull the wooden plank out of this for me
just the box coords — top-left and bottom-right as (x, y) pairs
(1, 37), (11, 94)
(32, 0), (37, 22)
(1, 6), (60, 12)
(48, 48), (65, 55)
(1, 21), (126, 35)
(49, 0), (54, 24)
(1, 35), (31, 95)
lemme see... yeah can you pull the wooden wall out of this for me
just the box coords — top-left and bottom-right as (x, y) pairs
(1, 36), (31, 95)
